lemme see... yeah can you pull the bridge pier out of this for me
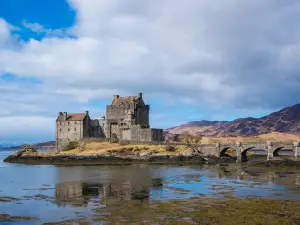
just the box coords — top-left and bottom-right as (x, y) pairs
(266, 141), (274, 161)
(235, 142), (242, 163)
(294, 142), (300, 158)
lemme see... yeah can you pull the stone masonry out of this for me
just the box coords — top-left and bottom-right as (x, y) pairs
(56, 112), (91, 150)
(194, 141), (300, 162)
(56, 93), (164, 151)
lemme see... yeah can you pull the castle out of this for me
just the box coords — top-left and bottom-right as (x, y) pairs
(56, 93), (164, 150)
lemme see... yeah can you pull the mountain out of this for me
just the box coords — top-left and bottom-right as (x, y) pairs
(167, 103), (300, 137)
(0, 141), (55, 150)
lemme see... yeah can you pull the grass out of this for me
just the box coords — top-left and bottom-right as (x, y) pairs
(56, 142), (192, 156)
(92, 197), (300, 225)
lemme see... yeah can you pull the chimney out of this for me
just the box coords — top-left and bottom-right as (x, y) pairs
(63, 112), (67, 120)
(85, 111), (89, 115)
(113, 95), (119, 101)
(138, 93), (142, 98)
(58, 112), (63, 116)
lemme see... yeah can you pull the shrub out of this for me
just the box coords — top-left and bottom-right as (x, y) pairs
(165, 145), (176, 152)
(63, 141), (78, 151)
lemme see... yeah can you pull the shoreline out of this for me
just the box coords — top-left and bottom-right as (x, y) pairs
(3, 153), (209, 165)
(4, 153), (300, 166)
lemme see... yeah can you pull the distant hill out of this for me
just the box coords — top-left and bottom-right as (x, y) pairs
(167, 103), (300, 137)
(0, 141), (55, 150)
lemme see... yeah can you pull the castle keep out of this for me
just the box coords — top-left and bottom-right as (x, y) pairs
(56, 93), (164, 150)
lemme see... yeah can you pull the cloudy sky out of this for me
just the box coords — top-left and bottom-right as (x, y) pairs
(1, 0), (300, 145)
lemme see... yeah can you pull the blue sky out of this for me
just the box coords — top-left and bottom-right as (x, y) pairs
(1, 0), (300, 145)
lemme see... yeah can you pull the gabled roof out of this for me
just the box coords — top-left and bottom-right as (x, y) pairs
(112, 96), (140, 106)
(56, 113), (87, 121)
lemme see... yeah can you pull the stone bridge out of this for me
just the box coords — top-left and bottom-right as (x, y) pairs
(193, 141), (300, 162)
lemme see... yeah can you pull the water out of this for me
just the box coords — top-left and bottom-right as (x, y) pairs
(1, 150), (300, 224)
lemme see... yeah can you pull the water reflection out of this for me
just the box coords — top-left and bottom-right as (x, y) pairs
(3, 149), (300, 223)
(54, 165), (166, 207)
(51, 163), (300, 209)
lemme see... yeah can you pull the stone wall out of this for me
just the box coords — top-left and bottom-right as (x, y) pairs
(135, 105), (149, 126)
(121, 129), (131, 140)
(107, 105), (130, 121)
(91, 119), (108, 138)
(151, 129), (164, 142)
(83, 116), (90, 138)
(99, 118), (108, 138)
(56, 120), (83, 151)
(120, 125), (164, 142)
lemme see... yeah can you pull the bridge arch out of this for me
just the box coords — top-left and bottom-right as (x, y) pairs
(241, 147), (255, 162)
(273, 147), (284, 157)
(220, 146), (237, 159)
(273, 146), (294, 157)
(240, 146), (267, 162)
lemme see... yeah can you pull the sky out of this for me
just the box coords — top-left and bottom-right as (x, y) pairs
(1, 0), (300, 145)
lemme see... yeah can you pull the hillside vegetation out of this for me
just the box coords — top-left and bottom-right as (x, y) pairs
(167, 103), (300, 137)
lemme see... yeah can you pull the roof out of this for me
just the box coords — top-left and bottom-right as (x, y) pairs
(56, 113), (87, 121)
(112, 96), (140, 106)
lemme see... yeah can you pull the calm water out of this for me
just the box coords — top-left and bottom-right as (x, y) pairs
(1, 149), (300, 224)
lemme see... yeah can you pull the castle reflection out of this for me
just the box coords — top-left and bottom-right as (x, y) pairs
(53, 164), (300, 208)
(54, 165), (163, 207)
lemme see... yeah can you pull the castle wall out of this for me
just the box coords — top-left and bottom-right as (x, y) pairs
(139, 127), (152, 142)
(99, 119), (108, 138)
(91, 119), (108, 138)
(120, 125), (164, 142)
(110, 123), (120, 139)
(83, 116), (90, 138)
(56, 120), (83, 151)
(135, 105), (149, 127)
(121, 129), (131, 140)
(107, 105), (131, 121)
(151, 129), (164, 142)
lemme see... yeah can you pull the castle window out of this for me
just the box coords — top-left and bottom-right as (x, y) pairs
(75, 122), (77, 124)
(60, 129), (62, 132)
(68, 122), (70, 125)
(68, 128), (70, 131)
(60, 122), (62, 125)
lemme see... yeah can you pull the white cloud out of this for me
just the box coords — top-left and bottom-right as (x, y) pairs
(1, 0), (299, 109)
(22, 20), (69, 37)
(1, 1), (300, 143)
(0, 18), (10, 40)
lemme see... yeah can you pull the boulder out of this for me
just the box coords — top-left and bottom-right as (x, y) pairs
(137, 152), (152, 157)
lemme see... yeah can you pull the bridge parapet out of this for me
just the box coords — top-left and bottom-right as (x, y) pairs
(241, 143), (266, 150)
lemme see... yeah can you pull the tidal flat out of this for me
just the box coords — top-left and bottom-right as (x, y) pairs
(2, 149), (300, 224)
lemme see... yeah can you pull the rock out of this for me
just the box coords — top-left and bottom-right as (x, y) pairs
(137, 152), (152, 157)
(182, 152), (202, 157)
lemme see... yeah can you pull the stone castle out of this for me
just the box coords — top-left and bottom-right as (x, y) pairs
(56, 93), (164, 150)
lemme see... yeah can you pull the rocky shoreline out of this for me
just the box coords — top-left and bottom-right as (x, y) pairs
(4, 149), (300, 166)
(3, 153), (211, 165)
